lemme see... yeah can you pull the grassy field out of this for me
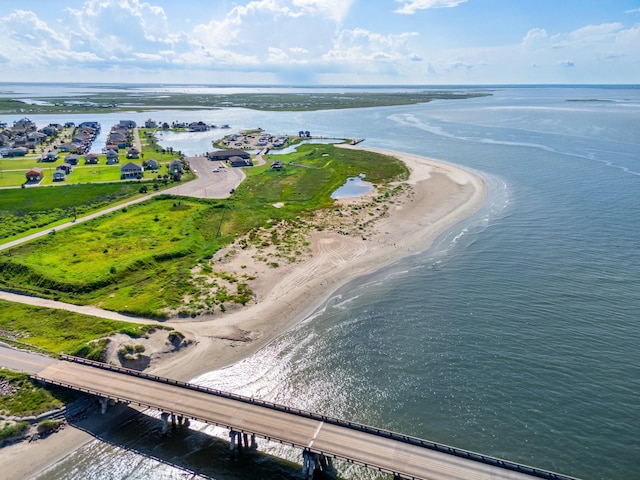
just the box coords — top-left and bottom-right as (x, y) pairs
(0, 182), (149, 240)
(0, 299), (157, 356)
(0, 144), (408, 318)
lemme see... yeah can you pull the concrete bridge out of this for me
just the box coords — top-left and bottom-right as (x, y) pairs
(32, 355), (579, 480)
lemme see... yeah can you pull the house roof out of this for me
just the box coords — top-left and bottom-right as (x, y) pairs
(120, 162), (142, 170)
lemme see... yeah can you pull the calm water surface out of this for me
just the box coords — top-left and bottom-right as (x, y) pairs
(11, 85), (638, 480)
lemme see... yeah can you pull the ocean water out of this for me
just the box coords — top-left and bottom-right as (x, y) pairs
(9, 85), (639, 480)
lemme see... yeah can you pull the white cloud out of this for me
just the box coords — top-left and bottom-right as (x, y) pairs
(395, 0), (467, 15)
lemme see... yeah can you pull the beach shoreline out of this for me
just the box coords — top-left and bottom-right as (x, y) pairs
(147, 146), (487, 380)
(0, 147), (487, 477)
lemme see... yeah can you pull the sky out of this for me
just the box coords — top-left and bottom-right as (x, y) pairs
(0, 0), (639, 85)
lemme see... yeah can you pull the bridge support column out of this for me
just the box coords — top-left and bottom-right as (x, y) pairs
(250, 433), (257, 449)
(171, 414), (176, 428)
(302, 450), (328, 479)
(160, 412), (170, 435)
(99, 397), (108, 415)
(229, 430), (240, 450)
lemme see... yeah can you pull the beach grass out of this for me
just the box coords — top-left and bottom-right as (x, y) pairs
(0, 300), (156, 356)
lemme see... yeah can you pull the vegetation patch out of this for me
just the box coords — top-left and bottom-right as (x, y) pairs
(0, 299), (156, 356)
(0, 369), (67, 416)
(0, 183), (146, 241)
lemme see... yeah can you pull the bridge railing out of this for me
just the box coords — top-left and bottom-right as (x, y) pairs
(57, 354), (578, 480)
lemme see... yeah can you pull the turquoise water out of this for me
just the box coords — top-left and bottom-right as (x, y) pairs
(17, 85), (640, 480)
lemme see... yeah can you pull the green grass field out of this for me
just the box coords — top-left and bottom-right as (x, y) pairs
(0, 299), (155, 356)
(0, 182), (147, 241)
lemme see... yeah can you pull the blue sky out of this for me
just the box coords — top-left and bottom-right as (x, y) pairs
(1, 0), (638, 84)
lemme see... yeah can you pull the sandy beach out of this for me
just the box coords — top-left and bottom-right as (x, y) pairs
(0, 147), (487, 477)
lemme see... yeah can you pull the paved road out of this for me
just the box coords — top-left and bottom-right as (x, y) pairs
(0, 342), (56, 374)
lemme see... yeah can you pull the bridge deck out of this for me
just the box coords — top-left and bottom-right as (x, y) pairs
(34, 359), (571, 480)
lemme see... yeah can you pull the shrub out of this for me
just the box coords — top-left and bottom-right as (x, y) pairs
(0, 421), (29, 441)
(37, 419), (62, 434)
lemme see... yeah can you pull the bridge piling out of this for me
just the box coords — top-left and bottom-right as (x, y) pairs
(229, 429), (244, 450)
(160, 412), (170, 434)
(301, 450), (331, 479)
(99, 397), (108, 414)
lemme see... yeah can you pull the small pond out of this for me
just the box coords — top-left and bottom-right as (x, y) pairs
(331, 174), (373, 199)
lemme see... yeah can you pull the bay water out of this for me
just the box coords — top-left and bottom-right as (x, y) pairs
(4, 85), (637, 479)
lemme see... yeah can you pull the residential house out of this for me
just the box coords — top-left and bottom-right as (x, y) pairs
(84, 153), (99, 164)
(56, 163), (72, 174)
(105, 149), (119, 164)
(78, 121), (100, 131)
(9, 147), (28, 157)
(27, 131), (47, 145)
(65, 154), (79, 165)
(25, 167), (43, 182)
(145, 119), (157, 128)
(120, 162), (143, 179)
(168, 159), (183, 175)
(144, 159), (159, 171)
(119, 120), (136, 129)
(53, 171), (66, 182)
(42, 151), (59, 162)
(189, 121), (208, 132)
(126, 147), (140, 159)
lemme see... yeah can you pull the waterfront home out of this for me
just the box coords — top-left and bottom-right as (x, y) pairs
(53, 171), (66, 182)
(145, 119), (157, 129)
(189, 121), (208, 132)
(126, 147), (140, 159)
(65, 154), (79, 165)
(119, 120), (136, 129)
